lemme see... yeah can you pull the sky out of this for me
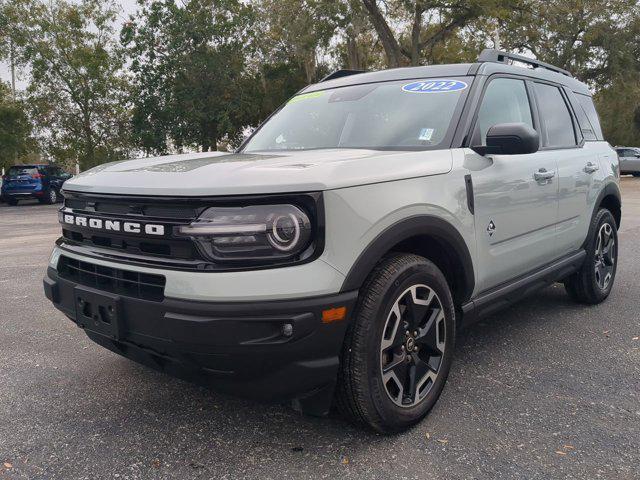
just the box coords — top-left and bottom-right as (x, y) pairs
(0, 0), (140, 90)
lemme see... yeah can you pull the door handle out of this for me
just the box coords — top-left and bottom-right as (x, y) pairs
(584, 162), (599, 174)
(534, 168), (555, 182)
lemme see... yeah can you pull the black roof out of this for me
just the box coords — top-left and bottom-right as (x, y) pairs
(303, 50), (591, 96)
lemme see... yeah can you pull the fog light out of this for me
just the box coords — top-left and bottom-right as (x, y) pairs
(282, 323), (293, 337)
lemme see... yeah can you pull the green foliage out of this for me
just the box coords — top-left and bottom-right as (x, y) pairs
(0, 82), (35, 169)
(500, 0), (640, 145)
(3, 0), (640, 161)
(122, 0), (260, 153)
(6, 0), (129, 170)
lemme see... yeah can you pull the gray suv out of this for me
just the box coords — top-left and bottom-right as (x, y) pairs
(616, 146), (640, 176)
(43, 50), (620, 433)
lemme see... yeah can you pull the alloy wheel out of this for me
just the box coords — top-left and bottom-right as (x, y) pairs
(379, 284), (446, 408)
(594, 222), (615, 290)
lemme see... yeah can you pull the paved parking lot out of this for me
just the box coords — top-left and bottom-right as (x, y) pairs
(1, 180), (639, 480)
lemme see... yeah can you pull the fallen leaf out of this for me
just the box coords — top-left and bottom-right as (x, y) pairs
(425, 433), (431, 439)
(555, 451), (567, 456)
(603, 330), (610, 335)
(437, 439), (449, 444)
(563, 445), (575, 450)
(3, 463), (12, 469)
(341, 457), (349, 465)
(632, 337), (639, 341)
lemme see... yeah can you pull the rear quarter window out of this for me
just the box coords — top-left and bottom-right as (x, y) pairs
(575, 93), (604, 141)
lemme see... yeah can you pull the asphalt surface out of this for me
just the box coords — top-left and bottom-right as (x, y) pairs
(1, 180), (639, 480)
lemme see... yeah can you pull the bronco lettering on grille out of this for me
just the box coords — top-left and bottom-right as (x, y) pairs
(62, 214), (165, 236)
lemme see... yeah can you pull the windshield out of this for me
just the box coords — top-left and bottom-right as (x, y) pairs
(243, 77), (471, 152)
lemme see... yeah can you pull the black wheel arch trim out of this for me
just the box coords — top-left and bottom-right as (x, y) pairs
(588, 181), (621, 237)
(340, 215), (475, 302)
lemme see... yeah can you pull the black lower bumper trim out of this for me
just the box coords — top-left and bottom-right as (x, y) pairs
(44, 267), (357, 414)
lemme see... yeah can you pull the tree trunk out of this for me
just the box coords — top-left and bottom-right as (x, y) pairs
(346, 35), (361, 70)
(361, 0), (404, 68)
(410, 3), (425, 66)
(200, 121), (218, 152)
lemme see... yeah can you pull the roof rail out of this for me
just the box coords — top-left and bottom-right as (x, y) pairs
(320, 69), (366, 82)
(477, 49), (572, 77)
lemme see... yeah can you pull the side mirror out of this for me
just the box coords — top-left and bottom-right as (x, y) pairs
(472, 122), (539, 156)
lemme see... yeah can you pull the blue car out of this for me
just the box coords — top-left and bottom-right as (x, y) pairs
(1, 164), (71, 205)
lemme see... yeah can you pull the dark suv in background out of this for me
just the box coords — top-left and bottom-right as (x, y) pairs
(1, 164), (71, 205)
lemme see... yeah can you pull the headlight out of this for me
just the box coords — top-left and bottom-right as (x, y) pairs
(177, 204), (313, 264)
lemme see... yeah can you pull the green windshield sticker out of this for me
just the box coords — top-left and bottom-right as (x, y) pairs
(288, 91), (324, 104)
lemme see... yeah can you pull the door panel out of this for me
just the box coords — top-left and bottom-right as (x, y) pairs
(466, 76), (560, 293)
(466, 150), (559, 292)
(556, 144), (604, 254)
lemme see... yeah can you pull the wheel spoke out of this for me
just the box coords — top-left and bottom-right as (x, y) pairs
(381, 303), (404, 351)
(405, 355), (437, 405)
(400, 288), (431, 330)
(415, 308), (445, 355)
(381, 357), (409, 404)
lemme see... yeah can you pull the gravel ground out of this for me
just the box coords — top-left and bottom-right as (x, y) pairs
(0, 179), (639, 480)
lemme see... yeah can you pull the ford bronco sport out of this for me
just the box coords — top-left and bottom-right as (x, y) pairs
(43, 50), (620, 433)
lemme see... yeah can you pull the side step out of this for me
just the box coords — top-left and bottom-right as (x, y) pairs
(461, 250), (586, 328)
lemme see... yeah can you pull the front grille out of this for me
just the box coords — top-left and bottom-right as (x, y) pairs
(59, 191), (323, 271)
(58, 256), (166, 301)
(61, 192), (202, 267)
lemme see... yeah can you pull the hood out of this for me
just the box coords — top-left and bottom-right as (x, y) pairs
(63, 149), (453, 196)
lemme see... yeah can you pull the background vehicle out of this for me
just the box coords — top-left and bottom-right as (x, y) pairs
(43, 50), (620, 433)
(615, 146), (640, 176)
(1, 164), (71, 206)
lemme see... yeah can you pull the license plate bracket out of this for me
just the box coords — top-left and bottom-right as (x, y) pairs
(74, 286), (123, 340)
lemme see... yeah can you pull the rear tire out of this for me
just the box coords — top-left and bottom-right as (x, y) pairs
(336, 253), (456, 433)
(41, 188), (58, 205)
(564, 209), (618, 304)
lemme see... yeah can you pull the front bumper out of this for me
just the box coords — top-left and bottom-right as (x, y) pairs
(43, 266), (358, 415)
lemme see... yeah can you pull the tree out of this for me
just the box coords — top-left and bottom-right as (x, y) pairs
(500, 0), (639, 81)
(500, 0), (640, 145)
(122, 0), (258, 154)
(360, 0), (514, 67)
(0, 81), (34, 169)
(6, 0), (129, 170)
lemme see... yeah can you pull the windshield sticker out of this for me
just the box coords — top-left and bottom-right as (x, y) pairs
(288, 91), (324, 104)
(402, 79), (468, 93)
(418, 128), (434, 141)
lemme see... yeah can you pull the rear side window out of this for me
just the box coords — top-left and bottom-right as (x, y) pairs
(474, 78), (534, 146)
(7, 166), (38, 176)
(618, 148), (638, 157)
(533, 83), (576, 148)
(575, 94), (604, 140)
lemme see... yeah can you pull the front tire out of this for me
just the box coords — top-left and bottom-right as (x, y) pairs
(564, 208), (618, 304)
(6, 198), (18, 206)
(336, 254), (456, 433)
